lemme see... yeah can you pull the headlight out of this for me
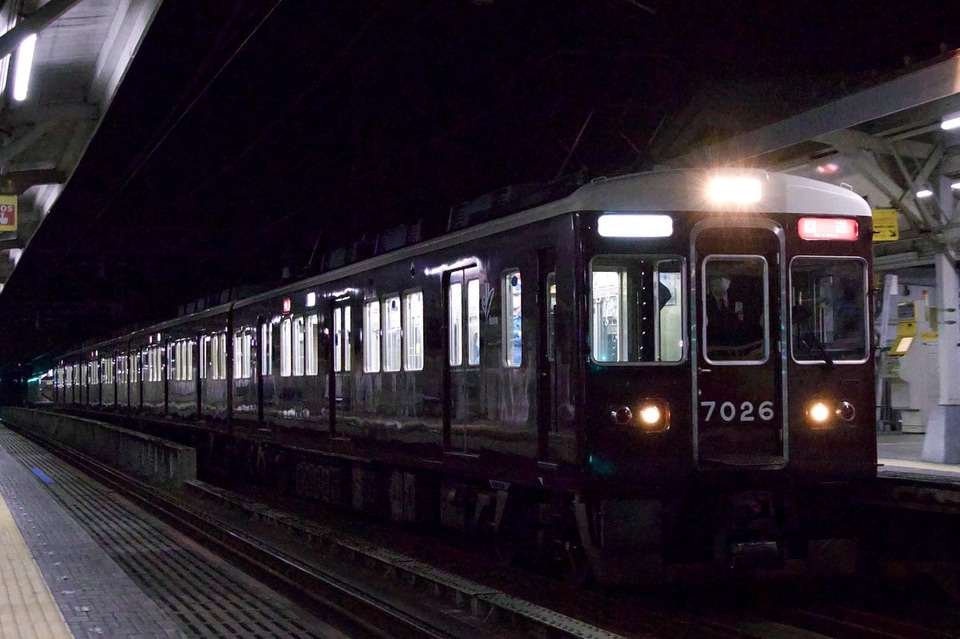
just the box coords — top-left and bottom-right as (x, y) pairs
(609, 399), (670, 432)
(636, 399), (669, 432)
(807, 399), (858, 427)
(808, 401), (831, 424)
(638, 404), (661, 426)
(707, 175), (763, 204)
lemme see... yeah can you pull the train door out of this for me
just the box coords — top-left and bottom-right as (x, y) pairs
(693, 222), (786, 467)
(333, 299), (352, 420)
(442, 264), (482, 453)
(537, 250), (557, 459)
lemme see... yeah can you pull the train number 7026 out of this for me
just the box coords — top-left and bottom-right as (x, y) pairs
(700, 400), (774, 422)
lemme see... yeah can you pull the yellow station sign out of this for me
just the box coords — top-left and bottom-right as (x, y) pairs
(872, 208), (898, 242)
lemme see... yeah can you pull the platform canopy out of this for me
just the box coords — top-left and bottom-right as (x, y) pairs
(666, 50), (960, 273)
(0, 0), (160, 287)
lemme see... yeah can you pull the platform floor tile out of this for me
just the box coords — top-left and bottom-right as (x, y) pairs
(0, 486), (72, 639)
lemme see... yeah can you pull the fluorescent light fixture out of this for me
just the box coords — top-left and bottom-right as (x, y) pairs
(13, 33), (37, 102)
(707, 176), (763, 204)
(916, 189), (933, 199)
(598, 214), (673, 238)
(815, 162), (840, 175)
(941, 111), (960, 131)
(951, 181), (960, 190)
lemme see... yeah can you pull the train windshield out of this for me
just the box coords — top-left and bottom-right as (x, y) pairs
(790, 256), (869, 363)
(590, 256), (684, 363)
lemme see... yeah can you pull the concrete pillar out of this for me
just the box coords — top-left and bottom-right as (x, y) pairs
(921, 251), (960, 463)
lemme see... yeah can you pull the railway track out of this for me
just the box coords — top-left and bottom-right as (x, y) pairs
(7, 417), (960, 639)
(5, 419), (627, 639)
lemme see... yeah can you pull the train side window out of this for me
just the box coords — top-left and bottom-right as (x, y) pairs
(546, 272), (556, 362)
(404, 290), (424, 371)
(169, 342), (179, 381)
(167, 344), (176, 381)
(260, 321), (273, 376)
(209, 333), (226, 380)
(592, 270), (622, 362)
(384, 295), (402, 371)
(305, 315), (320, 375)
(790, 257), (868, 363)
(448, 282), (463, 366)
(219, 334), (227, 380)
(333, 304), (353, 373)
(149, 344), (163, 382)
(235, 329), (253, 379)
(293, 316), (305, 376)
(168, 344), (177, 381)
(281, 317), (293, 376)
(503, 270), (522, 367)
(590, 256), (684, 364)
(181, 342), (186, 381)
(233, 333), (243, 379)
(467, 279), (480, 366)
(208, 337), (216, 380)
(178, 344), (184, 381)
(363, 300), (381, 372)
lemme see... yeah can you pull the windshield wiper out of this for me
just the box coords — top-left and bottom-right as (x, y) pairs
(794, 306), (834, 369)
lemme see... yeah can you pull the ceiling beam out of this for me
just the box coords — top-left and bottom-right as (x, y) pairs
(813, 128), (934, 159)
(0, 119), (57, 166)
(0, 0), (85, 59)
(670, 51), (960, 167)
(0, 103), (100, 127)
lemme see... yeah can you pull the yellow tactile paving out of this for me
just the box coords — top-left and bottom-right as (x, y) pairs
(0, 492), (72, 639)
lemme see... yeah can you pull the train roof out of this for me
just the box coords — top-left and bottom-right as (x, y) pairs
(568, 168), (872, 219)
(56, 168), (870, 360)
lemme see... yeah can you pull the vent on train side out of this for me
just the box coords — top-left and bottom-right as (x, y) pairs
(446, 178), (584, 232)
(374, 221), (422, 255)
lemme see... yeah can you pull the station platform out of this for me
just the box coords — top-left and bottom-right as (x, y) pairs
(0, 422), (348, 639)
(877, 431), (960, 481)
(0, 429), (186, 638)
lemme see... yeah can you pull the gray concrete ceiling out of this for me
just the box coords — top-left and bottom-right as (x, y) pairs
(0, 0), (160, 287)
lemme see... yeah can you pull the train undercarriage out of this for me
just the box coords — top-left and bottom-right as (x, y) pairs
(115, 413), (864, 587)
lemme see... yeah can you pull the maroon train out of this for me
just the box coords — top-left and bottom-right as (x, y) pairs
(50, 168), (877, 584)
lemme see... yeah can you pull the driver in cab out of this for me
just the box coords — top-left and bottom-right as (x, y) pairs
(706, 276), (751, 358)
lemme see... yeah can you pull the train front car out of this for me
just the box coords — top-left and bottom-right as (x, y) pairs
(575, 169), (875, 584)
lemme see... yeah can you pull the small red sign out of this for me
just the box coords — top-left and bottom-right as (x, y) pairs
(0, 195), (17, 231)
(282, 297), (291, 313)
(798, 217), (858, 241)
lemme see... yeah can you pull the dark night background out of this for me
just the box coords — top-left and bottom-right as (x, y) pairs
(1, 0), (959, 375)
